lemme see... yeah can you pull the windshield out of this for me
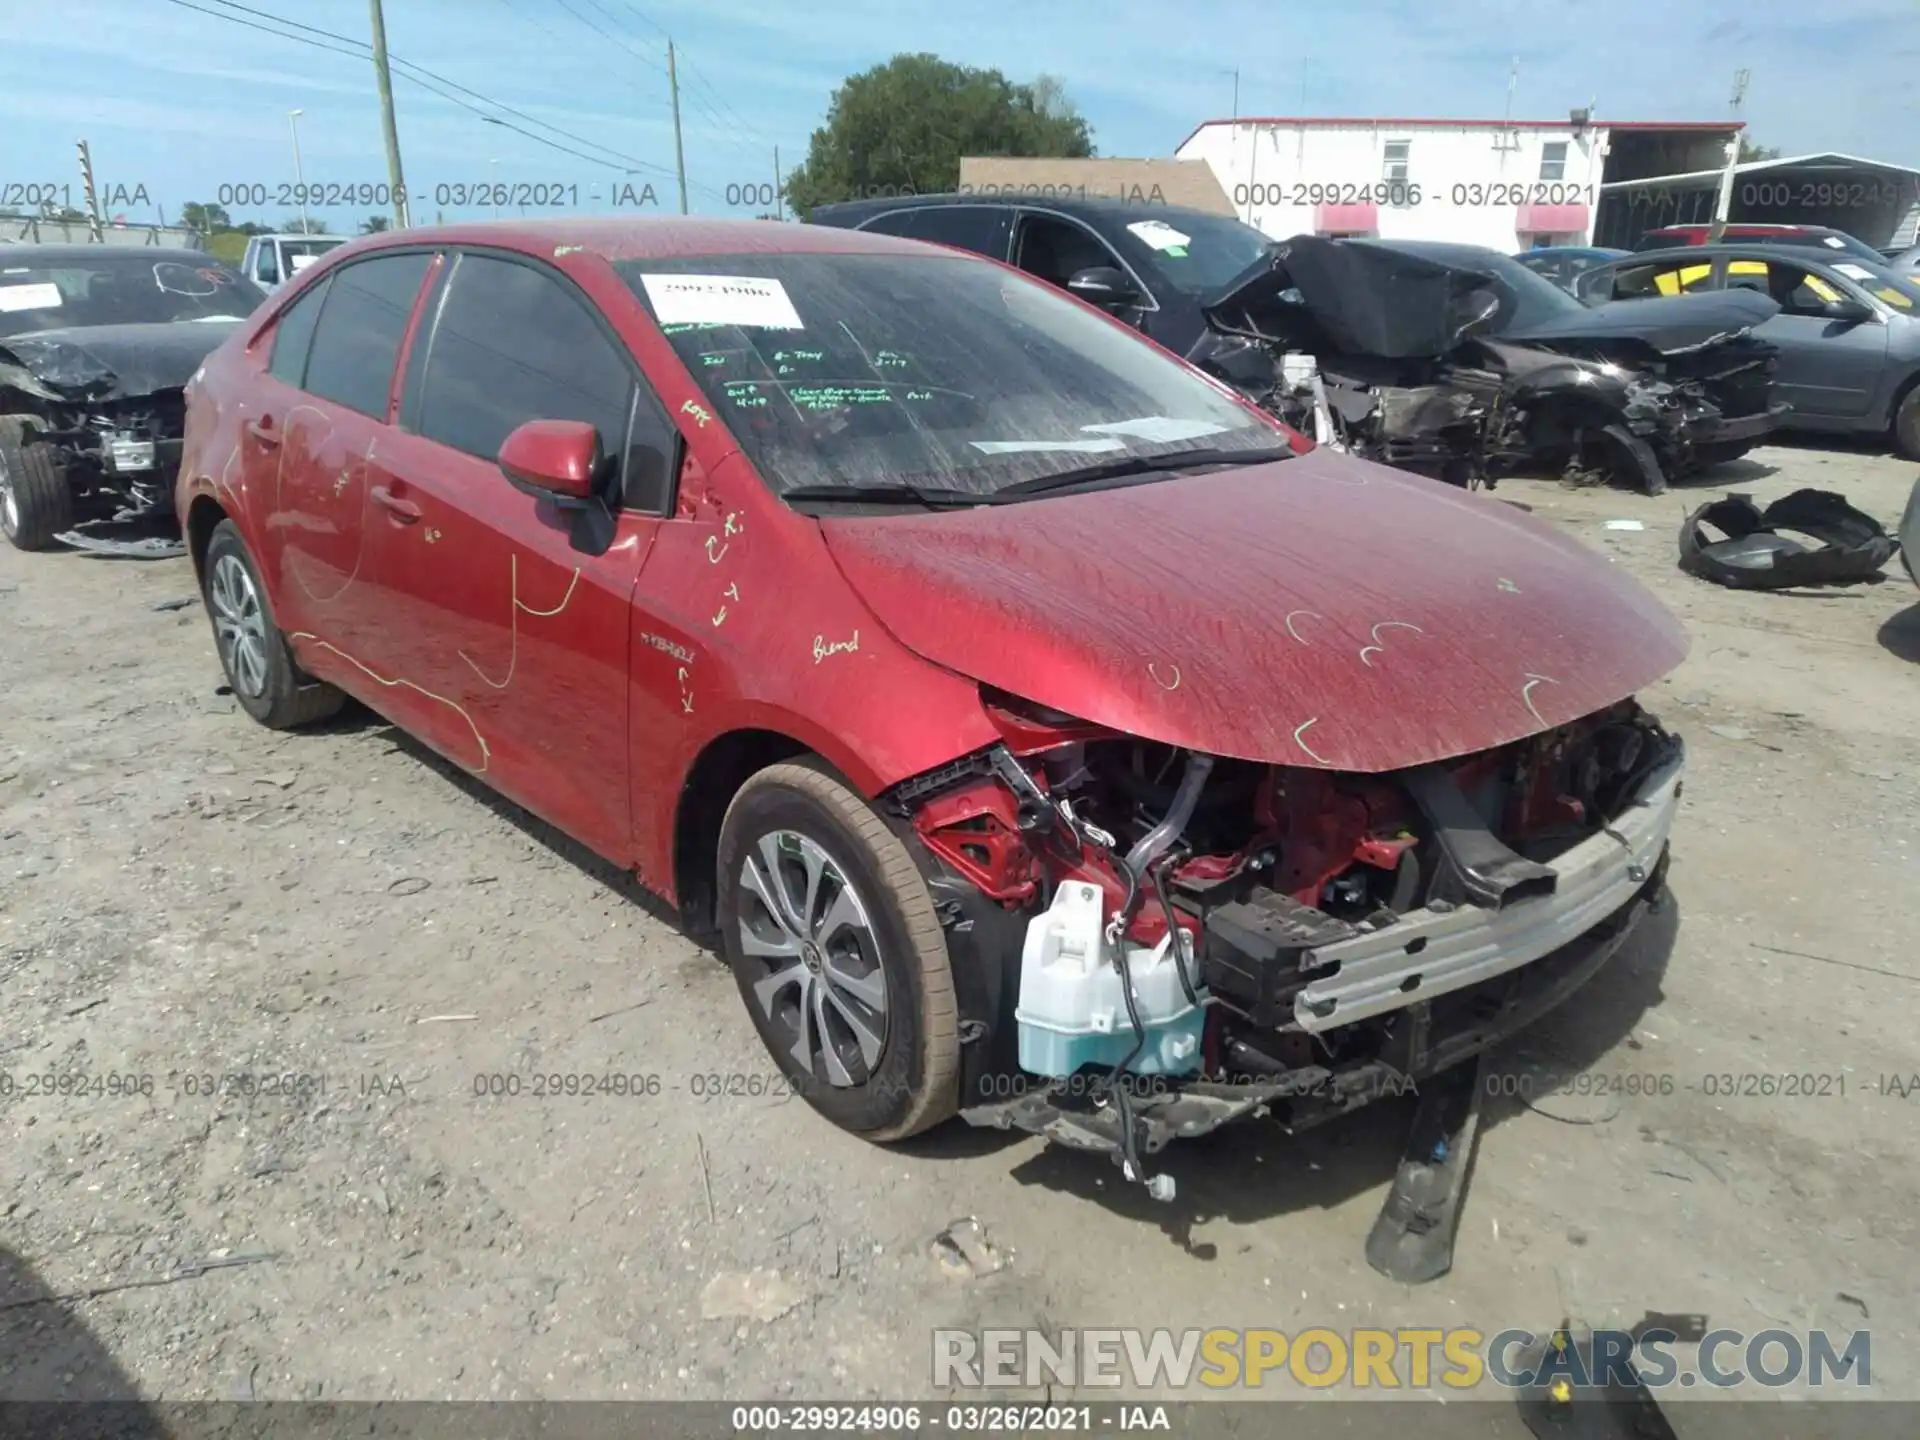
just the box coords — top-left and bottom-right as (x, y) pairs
(620, 252), (1281, 502)
(1825, 258), (1920, 311)
(1470, 250), (1593, 330)
(1119, 212), (1276, 296)
(280, 237), (346, 273)
(0, 255), (260, 337)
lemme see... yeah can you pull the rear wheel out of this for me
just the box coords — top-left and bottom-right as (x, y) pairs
(716, 761), (960, 1141)
(202, 519), (344, 729)
(1894, 385), (1920, 461)
(0, 417), (74, 551)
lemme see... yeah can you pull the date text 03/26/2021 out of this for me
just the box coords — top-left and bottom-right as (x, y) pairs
(732, 1405), (1170, 1434)
(205, 180), (663, 210)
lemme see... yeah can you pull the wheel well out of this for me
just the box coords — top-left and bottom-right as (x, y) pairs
(673, 728), (812, 937)
(185, 496), (229, 582)
(1891, 368), (1920, 426)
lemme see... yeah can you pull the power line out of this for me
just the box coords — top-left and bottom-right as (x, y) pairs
(170, 0), (678, 179)
(546, 0), (669, 76)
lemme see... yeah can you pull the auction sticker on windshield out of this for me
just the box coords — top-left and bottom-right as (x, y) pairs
(1128, 219), (1191, 253)
(639, 273), (803, 330)
(0, 282), (63, 313)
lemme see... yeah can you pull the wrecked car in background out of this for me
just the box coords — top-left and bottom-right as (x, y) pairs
(1191, 236), (1786, 495)
(177, 218), (1689, 1209)
(0, 246), (264, 554)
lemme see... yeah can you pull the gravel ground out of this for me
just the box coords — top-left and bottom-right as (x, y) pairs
(2, 438), (1917, 1411)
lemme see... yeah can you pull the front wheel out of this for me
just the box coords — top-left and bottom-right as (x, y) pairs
(202, 519), (345, 729)
(716, 761), (960, 1141)
(0, 417), (74, 551)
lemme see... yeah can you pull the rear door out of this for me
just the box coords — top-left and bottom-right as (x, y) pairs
(242, 249), (435, 659)
(1724, 256), (1889, 418)
(367, 247), (678, 860)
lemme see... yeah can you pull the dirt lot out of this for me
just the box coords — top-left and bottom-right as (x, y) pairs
(3, 439), (1918, 1410)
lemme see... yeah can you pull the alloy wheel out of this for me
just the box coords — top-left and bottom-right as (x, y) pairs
(736, 830), (891, 1087)
(209, 552), (270, 699)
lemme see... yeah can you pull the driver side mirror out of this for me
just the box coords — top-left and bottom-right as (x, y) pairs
(1821, 297), (1873, 323)
(1067, 265), (1140, 309)
(498, 419), (603, 503)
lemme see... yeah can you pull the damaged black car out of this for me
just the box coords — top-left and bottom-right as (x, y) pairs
(0, 246), (264, 555)
(1190, 236), (1787, 495)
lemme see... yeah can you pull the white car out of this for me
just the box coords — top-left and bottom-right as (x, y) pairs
(238, 233), (348, 292)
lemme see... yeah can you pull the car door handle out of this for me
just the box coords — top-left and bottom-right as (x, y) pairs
(246, 419), (280, 446)
(371, 486), (422, 522)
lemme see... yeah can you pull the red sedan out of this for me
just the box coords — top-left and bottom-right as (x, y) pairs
(176, 218), (1687, 1184)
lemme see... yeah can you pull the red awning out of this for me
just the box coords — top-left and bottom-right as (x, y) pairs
(1314, 201), (1379, 234)
(1517, 202), (1590, 234)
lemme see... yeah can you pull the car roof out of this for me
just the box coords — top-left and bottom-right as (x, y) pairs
(1519, 246), (1628, 257)
(0, 244), (220, 262)
(256, 232), (347, 241)
(1604, 244), (1852, 267)
(1648, 223), (1845, 236)
(808, 192), (1233, 227)
(323, 216), (949, 264)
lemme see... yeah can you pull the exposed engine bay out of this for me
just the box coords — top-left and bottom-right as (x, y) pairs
(1188, 235), (1785, 496)
(887, 690), (1683, 1199)
(0, 249), (260, 556)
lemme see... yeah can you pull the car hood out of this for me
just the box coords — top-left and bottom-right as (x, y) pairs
(0, 320), (241, 401)
(1203, 237), (1498, 358)
(1505, 290), (1782, 355)
(820, 449), (1689, 772)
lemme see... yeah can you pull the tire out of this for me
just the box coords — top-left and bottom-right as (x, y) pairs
(0, 416), (75, 551)
(201, 519), (344, 729)
(716, 760), (960, 1141)
(1894, 385), (1920, 461)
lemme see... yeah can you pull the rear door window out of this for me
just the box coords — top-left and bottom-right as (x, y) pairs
(300, 252), (433, 419)
(911, 205), (1014, 261)
(267, 274), (331, 388)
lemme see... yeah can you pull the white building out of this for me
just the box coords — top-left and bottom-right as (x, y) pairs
(1175, 114), (1742, 251)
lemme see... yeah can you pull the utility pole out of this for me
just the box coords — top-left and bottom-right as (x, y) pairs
(773, 145), (784, 220)
(1709, 69), (1750, 242)
(668, 39), (689, 214)
(76, 139), (104, 242)
(369, 0), (411, 227)
(288, 109), (311, 234)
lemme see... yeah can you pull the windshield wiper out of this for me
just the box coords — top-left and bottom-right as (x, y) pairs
(996, 444), (1296, 498)
(779, 482), (1011, 509)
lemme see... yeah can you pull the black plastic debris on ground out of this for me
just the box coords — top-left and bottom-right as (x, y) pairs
(1678, 488), (1898, 590)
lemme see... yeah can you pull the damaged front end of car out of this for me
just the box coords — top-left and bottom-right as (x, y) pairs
(1191, 235), (1786, 496)
(0, 328), (231, 557)
(884, 690), (1683, 1199)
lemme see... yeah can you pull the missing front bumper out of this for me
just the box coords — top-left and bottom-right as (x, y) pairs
(1291, 747), (1682, 1032)
(959, 843), (1671, 1155)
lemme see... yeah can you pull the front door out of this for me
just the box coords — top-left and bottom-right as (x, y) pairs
(1725, 258), (1890, 419)
(364, 248), (680, 863)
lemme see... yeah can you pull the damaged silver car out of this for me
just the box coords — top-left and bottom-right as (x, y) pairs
(1192, 236), (1787, 495)
(0, 246), (264, 555)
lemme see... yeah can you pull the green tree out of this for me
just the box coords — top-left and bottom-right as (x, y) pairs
(782, 53), (1094, 217)
(1738, 140), (1783, 163)
(358, 214), (391, 234)
(180, 201), (232, 234)
(280, 216), (331, 235)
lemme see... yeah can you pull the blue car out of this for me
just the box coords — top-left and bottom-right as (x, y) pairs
(1514, 245), (1632, 292)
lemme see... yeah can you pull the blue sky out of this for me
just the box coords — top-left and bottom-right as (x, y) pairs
(5, 0), (1916, 232)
